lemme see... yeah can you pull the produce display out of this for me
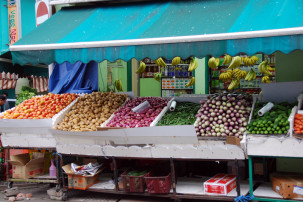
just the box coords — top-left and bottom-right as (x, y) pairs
(106, 97), (168, 128)
(195, 94), (252, 137)
(16, 86), (37, 106)
(246, 103), (293, 135)
(293, 114), (303, 134)
(55, 92), (127, 131)
(0, 93), (78, 119)
(157, 102), (200, 126)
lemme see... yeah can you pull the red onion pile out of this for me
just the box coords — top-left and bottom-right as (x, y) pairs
(106, 97), (168, 128)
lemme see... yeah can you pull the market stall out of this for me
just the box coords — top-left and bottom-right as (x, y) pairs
(3, 0), (303, 201)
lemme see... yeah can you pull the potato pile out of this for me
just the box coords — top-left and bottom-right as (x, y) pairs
(55, 92), (127, 131)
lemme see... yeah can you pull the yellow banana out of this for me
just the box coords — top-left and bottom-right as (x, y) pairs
(172, 57), (181, 66)
(185, 77), (195, 87)
(136, 61), (146, 74)
(208, 57), (218, 69)
(228, 56), (241, 69)
(188, 58), (198, 72)
(223, 55), (232, 66)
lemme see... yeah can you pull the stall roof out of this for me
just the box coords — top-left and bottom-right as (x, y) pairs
(10, 0), (303, 65)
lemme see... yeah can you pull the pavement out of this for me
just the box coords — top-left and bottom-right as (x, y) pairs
(0, 183), (231, 202)
(0, 184), (173, 202)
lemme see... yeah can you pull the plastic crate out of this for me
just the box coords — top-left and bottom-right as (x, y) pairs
(121, 170), (150, 193)
(144, 172), (172, 194)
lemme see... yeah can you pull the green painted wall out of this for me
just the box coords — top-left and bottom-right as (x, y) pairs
(277, 158), (303, 174)
(275, 50), (303, 82)
(195, 57), (207, 94)
(0, 0), (9, 55)
(139, 78), (161, 97)
(21, 0), (36, 37)
(98, 60), (128, 92)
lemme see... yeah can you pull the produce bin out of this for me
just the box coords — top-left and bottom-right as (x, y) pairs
(144, 172), (172, 194)
(121, 170), (150, 193)
(0, 95), (79, 148)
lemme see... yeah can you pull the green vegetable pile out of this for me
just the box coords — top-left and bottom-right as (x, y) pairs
(16, 86), (37, 106)
(246, 102), (295, 135)
(157, 102), (200, 126)
(127, 170), (148, 176)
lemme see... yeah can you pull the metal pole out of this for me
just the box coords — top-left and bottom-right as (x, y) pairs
(248, 156), (254, 198)
(235, 159), (240, 197)
(170, 158), (177, 197)
(112, 157), (119, 191)
(6, 147), (10, 182)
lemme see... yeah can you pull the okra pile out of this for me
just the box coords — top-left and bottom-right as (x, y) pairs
(157, 102), (200, 126)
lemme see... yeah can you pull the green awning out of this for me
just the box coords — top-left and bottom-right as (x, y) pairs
(10, 0), (303, 65)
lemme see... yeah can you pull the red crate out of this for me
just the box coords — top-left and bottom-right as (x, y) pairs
(121, 171), (150, 193)
(144, 172), (172, 194)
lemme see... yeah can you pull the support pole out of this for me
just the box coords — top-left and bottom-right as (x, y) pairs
(112, 157), (118, 191)
(235, 159), (240, 197)
(170, 158), (177, 197)
(248, 156), (254, 198)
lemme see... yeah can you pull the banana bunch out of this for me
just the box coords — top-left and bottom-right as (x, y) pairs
(185, 77), (195, 87)
(228, 78), (240, 90)
(243, 56), (258, 66)
(136, 61), (146, 74)
(228, 56), (242, 69)
(262, 76), (271, 83)
(188, 58), (198, 72)
(208, 57), (219, 69)
(222, 54), (232, 66)
(219, 70), (233, 82)
(258, 60), (272, 76)
(154, 72), (162, 82)
(172, 57), (181, 66)
(114, 79), (123, 91)
(244, 68), (257, 81)
(155, 57), (166, 67)
(233, 68), (247, 79)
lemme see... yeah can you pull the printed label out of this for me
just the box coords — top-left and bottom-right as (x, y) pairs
(294, 186), (303, 195)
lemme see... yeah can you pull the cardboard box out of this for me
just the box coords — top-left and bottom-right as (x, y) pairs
(8, 153), (44, 179)
(272, 173), (303, 199)
(204, 174), (237, 195)
(62, 164), (102, 190)
(226, 136), (241, 146)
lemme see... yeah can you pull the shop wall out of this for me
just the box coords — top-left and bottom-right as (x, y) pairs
(0, 0), (9, 54)
(20, 0), (36, 37)
(276, 158), (303, 174)
(98, 60), (128, 92)
(195, 57), (207, 94)
(139, 78), (161, 97)
(275, 50), (303, 82)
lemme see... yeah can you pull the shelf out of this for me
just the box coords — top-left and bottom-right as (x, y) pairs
(253, 183), (303, 201)
(9, 174), (58, 183)
(87, 177), (249, 201)
(176, 177), (249, 198)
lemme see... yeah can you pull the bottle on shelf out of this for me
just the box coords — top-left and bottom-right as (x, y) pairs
(49, 159), (56, 177)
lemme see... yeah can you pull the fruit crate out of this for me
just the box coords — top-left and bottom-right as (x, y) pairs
(144, 172), (172, 194)
(121, 170), (151, 193)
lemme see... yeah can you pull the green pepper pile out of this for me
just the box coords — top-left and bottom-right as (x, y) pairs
(16, 86), (37, 106)
(246, 102), (294, 135)
(157, 102), (200, 126)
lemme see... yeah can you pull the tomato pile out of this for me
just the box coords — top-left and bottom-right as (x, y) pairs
(294, 114), (303, 134)
(0, 93), (78, 119)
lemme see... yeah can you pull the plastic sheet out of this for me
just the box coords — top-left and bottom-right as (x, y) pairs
(49, 61), (98, 94)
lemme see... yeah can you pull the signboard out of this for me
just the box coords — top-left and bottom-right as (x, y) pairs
(8, 0), (19, 45)
(35, 0), (51, 27)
